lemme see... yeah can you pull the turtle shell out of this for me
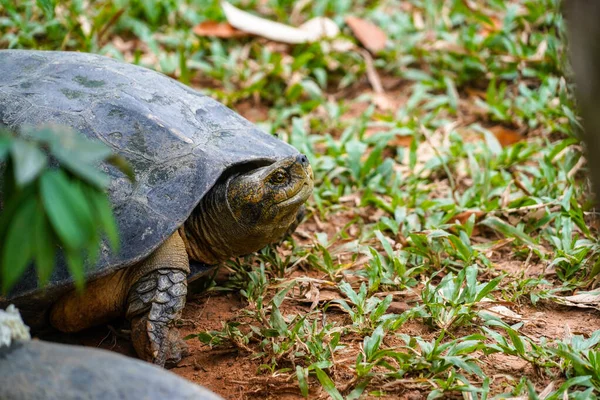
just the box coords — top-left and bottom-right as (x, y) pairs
(0, 50), (298, 316)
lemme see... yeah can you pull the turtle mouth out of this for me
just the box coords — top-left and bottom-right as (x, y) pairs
(277, 182), (312, 207)
(275, 161), (314, 207)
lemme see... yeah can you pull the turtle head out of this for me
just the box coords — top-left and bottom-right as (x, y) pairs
(181, 154), (313, 264)
(227, 154), (313, 230)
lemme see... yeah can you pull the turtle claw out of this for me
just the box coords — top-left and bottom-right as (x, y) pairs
(130, 315), (186, 367)
(165, 335), (190, 368)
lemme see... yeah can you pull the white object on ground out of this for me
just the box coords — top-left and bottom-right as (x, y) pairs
(0, 304), (31, 347)
(221, 1), (338, 44)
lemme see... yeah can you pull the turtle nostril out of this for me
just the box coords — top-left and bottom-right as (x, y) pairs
(296, 154), (309, 166)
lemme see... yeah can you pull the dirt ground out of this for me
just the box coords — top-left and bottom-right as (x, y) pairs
(37, 94), (600, 399)
(41, 270), (600, 399)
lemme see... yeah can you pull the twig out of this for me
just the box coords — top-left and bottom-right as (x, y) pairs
(97, 325), (129, 349)
(509, 169), (533, 196)
(98, 8), (126, 44)
(200, 347), (240, 356)
(567, 155), (587, 179)
(360, 49), (383, 94)
(490, 198), (562, 214)
(97, 329), (116, 349)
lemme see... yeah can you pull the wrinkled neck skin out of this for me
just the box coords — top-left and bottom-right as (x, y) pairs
(179, 181), (238, 264)
(179, 178), (298, 265)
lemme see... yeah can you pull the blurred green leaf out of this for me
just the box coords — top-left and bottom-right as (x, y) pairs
(32, 205), (56, 286)
(36, 0), (55, 18)
(313, 367), (343, 400)
(11, 140), (47, 187)
(65, 249), (85, 292)
(481, 216), (538, 248)
(40, 170), (88, 249)
(84, 186), (120, 251)
(296, 366), (309, 398)
(0, 135), (10, 159)
(1, 198), (37, 293)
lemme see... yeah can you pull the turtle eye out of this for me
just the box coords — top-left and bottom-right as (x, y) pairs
(270, 170), (287, 185)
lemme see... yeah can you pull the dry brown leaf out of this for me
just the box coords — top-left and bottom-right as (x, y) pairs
(425, 40), (468, 55)
(367, 207), (387, 223)
(317, 289), (342, 302)
(387, 301), (410, 314)
(478, 305), (524, 322)
(338, 193), (361, 206)
(465, 87), (486, 99)
(552, 290), (600, 310)
(299, 288), (343, 308)
(390, 135), (414, 148)
(193, 21), (248, 38)
(539, 382), (556, 400)
(533, 39), (548, 61)
(480, 16), (503, 38)
(345, 16), (387, 53)
(459, 125), (523, 147)
(304, 282), (320, 311)
(451, 210), (486, 224)
(489, 125), (523, 147)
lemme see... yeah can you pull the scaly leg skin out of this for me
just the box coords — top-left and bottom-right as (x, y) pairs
(127, 269), (188, 367)
(124, 232), (191, 367)
(50, 232), (190, 368)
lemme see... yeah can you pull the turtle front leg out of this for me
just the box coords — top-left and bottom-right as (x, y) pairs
(125, 232), (190, 367)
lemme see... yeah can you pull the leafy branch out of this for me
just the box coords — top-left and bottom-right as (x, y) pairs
(0, 126), (133, 293)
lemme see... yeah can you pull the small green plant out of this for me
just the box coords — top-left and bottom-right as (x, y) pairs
(330, 281), (392, 333)
(553, 331), (600, 390)
(4, 0), (600, 397)
(419, 265), (502, 331)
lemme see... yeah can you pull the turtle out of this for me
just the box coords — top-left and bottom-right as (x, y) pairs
(0, 305), (223, 400)
(0, 50), (313, 367)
